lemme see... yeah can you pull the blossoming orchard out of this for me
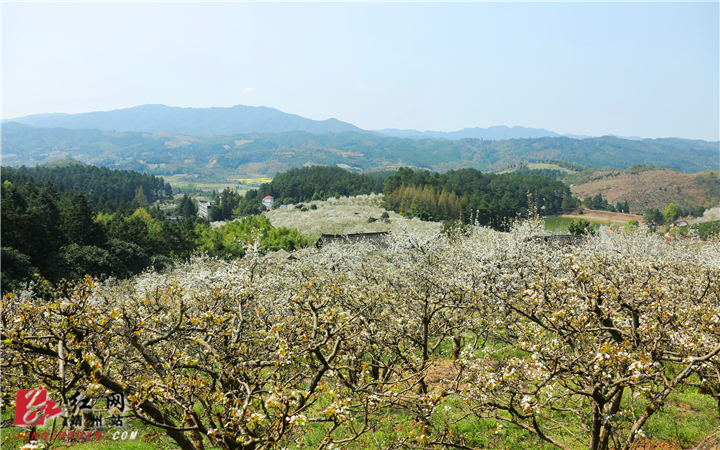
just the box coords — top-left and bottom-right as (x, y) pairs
(2, 218), (719, 450)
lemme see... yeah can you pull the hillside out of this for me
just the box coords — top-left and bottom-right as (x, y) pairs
(2, 123), (717, 179)
(265, 193), (440, 236)
(570, 168), (720, 213)
(3, 104), (366, 136)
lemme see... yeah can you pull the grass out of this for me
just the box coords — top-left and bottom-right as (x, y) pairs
(3, 374), (718, 450)
(644, 389), (719, 447)
(265, 193), (441, 237)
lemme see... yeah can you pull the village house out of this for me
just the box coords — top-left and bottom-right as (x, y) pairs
(262, 196), (274, 209)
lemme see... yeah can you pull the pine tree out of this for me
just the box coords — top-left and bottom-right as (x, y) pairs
(134, 185), (150, 208)
(62, 193), (106, 247)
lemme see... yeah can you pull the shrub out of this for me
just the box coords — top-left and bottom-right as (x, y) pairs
(568, 218), (596, 236)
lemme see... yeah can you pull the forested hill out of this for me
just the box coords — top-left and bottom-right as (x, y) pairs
(2, 122), (717, 176)
(3, 104), (365, 136)
(2, 164), (172, 204)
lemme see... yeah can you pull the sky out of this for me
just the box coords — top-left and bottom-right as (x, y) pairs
(2, 2), (719, 141)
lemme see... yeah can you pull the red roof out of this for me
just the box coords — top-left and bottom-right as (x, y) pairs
(263, 196), (274, 199)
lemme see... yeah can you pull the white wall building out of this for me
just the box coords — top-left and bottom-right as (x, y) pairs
(197, 200), (216, 218)
(262, 196), (274, 209)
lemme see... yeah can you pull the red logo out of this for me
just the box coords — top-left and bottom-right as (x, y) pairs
(14, 387), (64, 426)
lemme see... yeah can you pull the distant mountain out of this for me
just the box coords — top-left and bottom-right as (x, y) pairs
(5, 104), (658, 142)
(375, 125), (563, 140)
(3, 104), (367, 136)
(2, 123), (717, 177)
(608, 134), (644, 141)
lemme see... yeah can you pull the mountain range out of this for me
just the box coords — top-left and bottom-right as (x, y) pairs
(3, 104), (366, 136)
(5, 104), (601, 141)
(2, 122), (717, 179)
(376, 125), (564, 140)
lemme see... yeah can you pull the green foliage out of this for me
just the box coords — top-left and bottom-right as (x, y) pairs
(383, 167), (570, 229)
(1, 164), (171, 204)
(644, 208), (666, 226)
(561, 196), (579, 209)
(133, 185), (149, 207)
(0, 247), (39, 293)
(0, 169), (201, 292)
(691, 220), (720, 239)
(627, 163), (665, 174)
(664, 203), (682, 223)
(692, 206), (707, 218)
(58, 244), (124, 280)
(440, 219), (470, 239)
(175, 193), (198, 217)
(257, 166), (384, 204)
(199, 215), (310, 258)
(63, 193), (106, 246)
(4, 124), (718, 175)
(583, 193), (607, 210)
(103, 238), (151, 276)
(568, 218), (596, 236)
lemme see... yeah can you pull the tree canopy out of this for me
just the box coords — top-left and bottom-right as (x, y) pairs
(383, 167), (570, 229)
(257, 166), (384, 204)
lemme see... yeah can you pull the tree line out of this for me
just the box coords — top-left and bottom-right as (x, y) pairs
(582, 193), (630, 213)
(256, 166), (384, 204)
(6, 123), (719, 176)
(3, 164), (172, 204)
(1, 179), (197, 293)
(383, 167), (571, 229)
(643, 203), (707, 227)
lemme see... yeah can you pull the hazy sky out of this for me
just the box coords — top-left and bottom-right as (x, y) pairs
(3, 2), (719, 140)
